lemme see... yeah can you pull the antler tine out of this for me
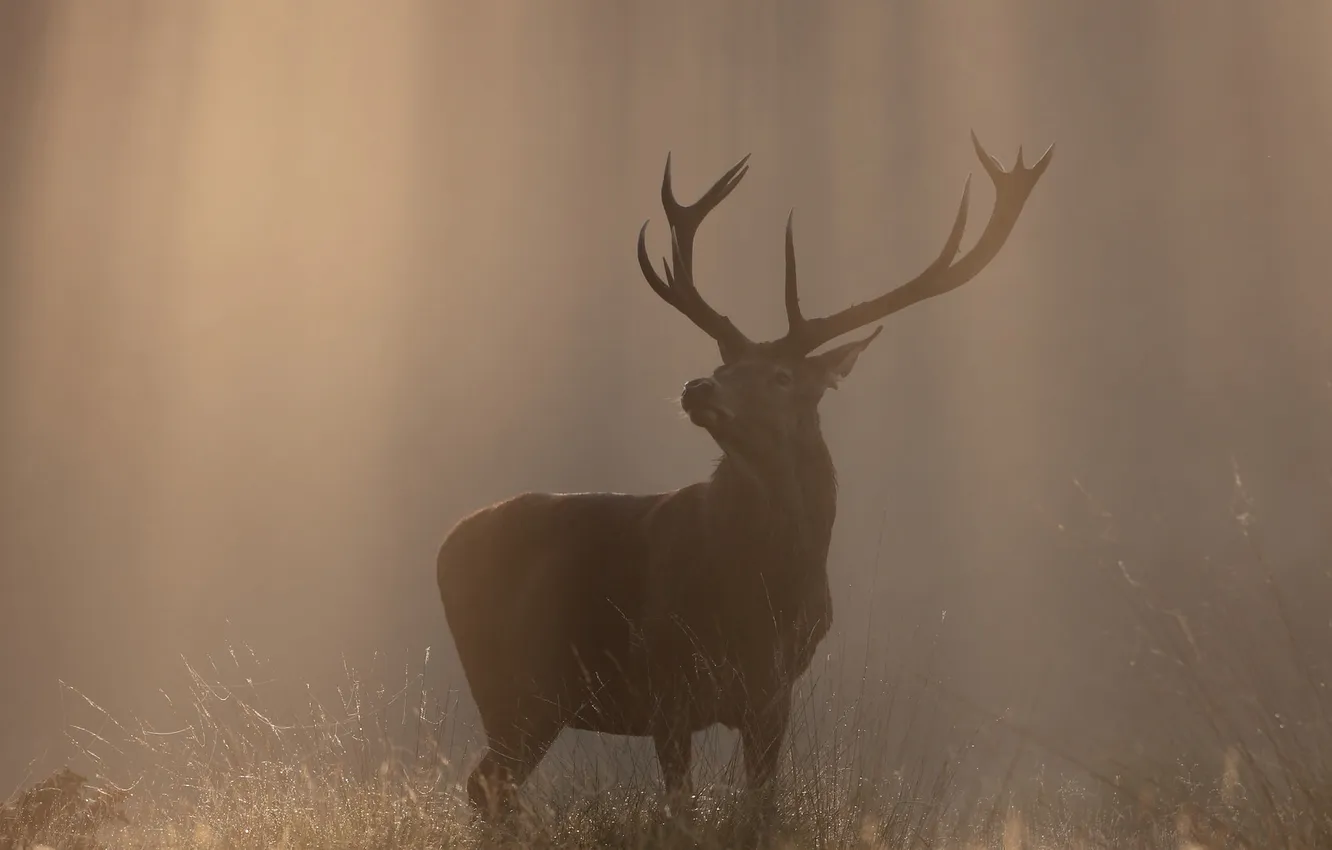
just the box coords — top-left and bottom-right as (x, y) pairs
(784, 211), (803, 333)
(637, 153), (755, 362)
(771, 133), (1054, 357)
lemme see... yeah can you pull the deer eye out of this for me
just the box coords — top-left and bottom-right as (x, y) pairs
(772, 370), (794, 389)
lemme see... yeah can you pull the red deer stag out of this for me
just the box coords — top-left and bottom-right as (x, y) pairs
(438, 133), (1053, 818)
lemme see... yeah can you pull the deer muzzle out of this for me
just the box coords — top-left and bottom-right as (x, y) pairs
(681, 378), (732, 429)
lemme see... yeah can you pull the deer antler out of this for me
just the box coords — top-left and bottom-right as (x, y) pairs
(768, 132), (1054, 357)
(638, 154), (756, 363)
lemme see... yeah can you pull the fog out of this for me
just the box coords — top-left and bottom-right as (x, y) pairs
(2, 0), (1330, 797)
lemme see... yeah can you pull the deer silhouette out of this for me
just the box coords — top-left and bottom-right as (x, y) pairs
(437, 134), (1053, 819)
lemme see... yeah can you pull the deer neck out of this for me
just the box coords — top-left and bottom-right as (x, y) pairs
(706, 426), (838, 571)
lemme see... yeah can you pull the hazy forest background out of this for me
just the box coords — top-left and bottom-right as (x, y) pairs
(1, 0), (1330, 823)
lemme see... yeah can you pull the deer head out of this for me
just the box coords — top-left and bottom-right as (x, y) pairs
(638, 133), (1054, 466)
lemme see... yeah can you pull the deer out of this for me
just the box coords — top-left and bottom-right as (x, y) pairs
(437, 133), (1053, 820)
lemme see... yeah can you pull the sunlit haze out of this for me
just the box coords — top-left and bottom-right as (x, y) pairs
(2, 0), (1330, 814)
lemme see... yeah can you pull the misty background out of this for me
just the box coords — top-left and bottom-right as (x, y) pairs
(2, 0), (1330, 797)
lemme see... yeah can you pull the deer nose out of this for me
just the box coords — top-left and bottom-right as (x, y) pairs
(682, 378), (715, 403)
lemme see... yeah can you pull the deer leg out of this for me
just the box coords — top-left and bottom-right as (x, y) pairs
(467, 749), (519, 822)
(739, 688), (791, 825)
(468, 703), (561, 822)
(653, 724), (694, 808)
(739, 691), (790, 789)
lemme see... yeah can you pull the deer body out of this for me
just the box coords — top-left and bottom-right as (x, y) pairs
(438, 136), (1052, 817)
(439, 433), (839, 803)
(440, 457), (839, 722)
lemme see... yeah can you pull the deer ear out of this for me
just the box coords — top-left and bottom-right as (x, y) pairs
(811, 326), (882, 388)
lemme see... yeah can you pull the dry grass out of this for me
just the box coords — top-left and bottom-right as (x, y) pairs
(18, 627), (1323, 850)
(44, 646), (980, 850)
(11, 468), (1331, 849)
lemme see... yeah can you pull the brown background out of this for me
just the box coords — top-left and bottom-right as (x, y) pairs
(2, 0), (1330, 795)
